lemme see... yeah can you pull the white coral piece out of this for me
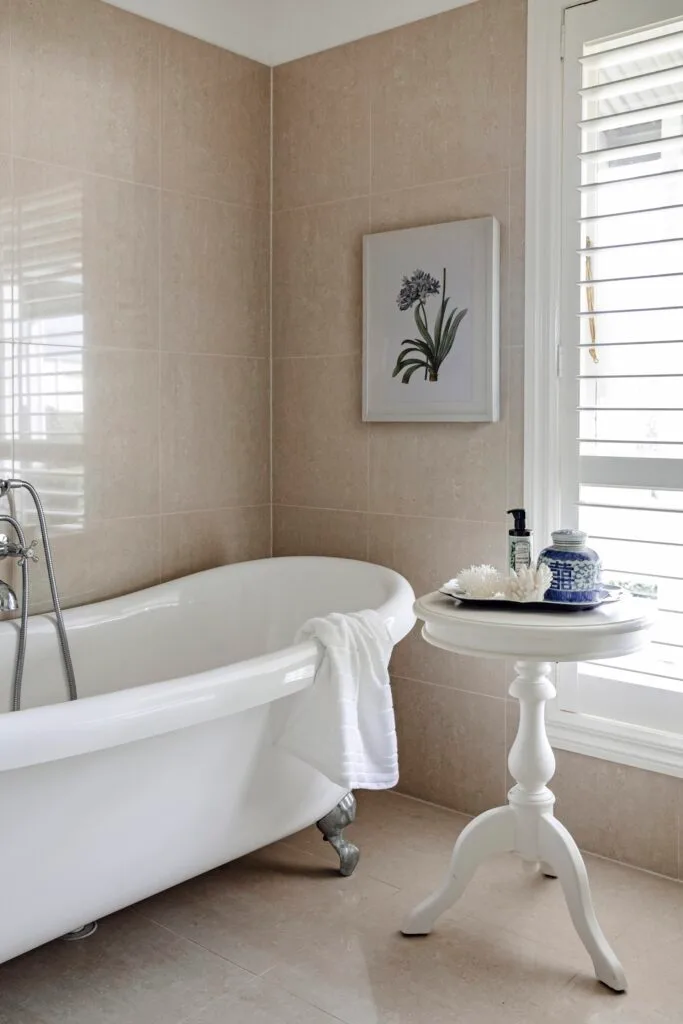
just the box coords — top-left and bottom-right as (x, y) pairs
(504, 564), (553, 603)
(453, 564), (505, 599)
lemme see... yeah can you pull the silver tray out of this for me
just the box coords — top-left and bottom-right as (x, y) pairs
(438, 586), (621, 612)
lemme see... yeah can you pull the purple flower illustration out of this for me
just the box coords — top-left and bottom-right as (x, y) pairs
(396, 270), (441, 311)
(393, 268), (468, 383)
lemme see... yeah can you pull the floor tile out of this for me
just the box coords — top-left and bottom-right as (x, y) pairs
(0, 909), (254, 1024)
(138, 840), (398, 976)
(1, 791), (683, 1024)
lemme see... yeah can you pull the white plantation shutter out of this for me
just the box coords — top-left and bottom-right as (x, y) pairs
(560, 0), (683, 734)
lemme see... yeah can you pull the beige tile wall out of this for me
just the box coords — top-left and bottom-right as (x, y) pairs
(1, 0), (272, 610)
(3, 0), (682, 880)
(272, 0), (683, 878)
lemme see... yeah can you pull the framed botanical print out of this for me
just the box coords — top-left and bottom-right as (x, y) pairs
(363, 216), (500, 422)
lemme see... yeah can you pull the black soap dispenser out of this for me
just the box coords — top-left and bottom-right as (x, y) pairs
(507, 509), (533, 573)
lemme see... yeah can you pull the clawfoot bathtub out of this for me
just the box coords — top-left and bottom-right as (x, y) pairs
(0, 556), (415, 965)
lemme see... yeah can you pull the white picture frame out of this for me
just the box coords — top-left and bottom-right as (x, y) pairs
(362, 216), (500, 422)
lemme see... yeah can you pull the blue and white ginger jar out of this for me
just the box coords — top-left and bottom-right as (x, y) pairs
(537, 529), (601, 604)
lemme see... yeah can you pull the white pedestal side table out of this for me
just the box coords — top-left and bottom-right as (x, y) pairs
(401, 592), (656, 992)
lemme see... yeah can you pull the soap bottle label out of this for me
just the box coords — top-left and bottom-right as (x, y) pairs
(509, 538), (532, 572)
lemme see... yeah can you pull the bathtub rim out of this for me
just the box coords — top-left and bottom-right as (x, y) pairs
(0, 557), (416, 772)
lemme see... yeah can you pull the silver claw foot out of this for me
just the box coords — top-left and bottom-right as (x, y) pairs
(316, 792), (360, 877)
(61, 922), (98, 942)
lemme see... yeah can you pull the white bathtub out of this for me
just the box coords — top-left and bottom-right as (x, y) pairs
(0, 555), (415, 965)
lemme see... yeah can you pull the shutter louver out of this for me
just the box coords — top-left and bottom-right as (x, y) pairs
(576, 16), (683, 691)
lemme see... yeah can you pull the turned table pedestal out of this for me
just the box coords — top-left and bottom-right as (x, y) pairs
(401, 592), (655, 992)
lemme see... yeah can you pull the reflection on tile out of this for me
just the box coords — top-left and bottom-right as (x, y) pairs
(12, 0), (160, 183)
(14, 159), (160, 350)
(273, 506), (369, 560)
(139, 841), (397, 976)
(0, 160), (11, 474)
(3, 792), (683, 1022)
(0, 64), (9, 158)
(160, 354), (270, 514)
(393, 676), (507, 815)
(369, 421), (508, 521)
(273, 356), (368, 511)
(553, 750), (680, 878)
(13, 346), (159, 526)
(273, 41), (371, 210)
(273, 198), (369, 357)
(186, 978), (341, 1024)
(369, 2), (518, 193)
(0, 908), (253, 1024)
(0, 0), (8, 61)
(161, 506), (271, 581)
(25, 515), (161, 612)
(161, 30), (270, 206)
(161, 192), (270, 356)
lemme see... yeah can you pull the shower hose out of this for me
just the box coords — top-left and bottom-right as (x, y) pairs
(0, 479), (78, 711)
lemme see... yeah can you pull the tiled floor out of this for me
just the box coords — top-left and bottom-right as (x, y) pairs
(1, 792), (682, 1023)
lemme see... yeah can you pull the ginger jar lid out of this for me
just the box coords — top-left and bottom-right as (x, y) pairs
(550, 529), (588, 549)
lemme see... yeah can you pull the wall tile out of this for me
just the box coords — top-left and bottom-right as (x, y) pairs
(12, 0), (160, 184)
(0, 60), (9, 153)
(508, 164), (526, 349)
(14, 159), (160, 350)
(161, 506), (271, 581)
(367, 513), (506, 599)
(505, 345), (525, 508)
(393, 676), (507, 815)
(13, 345), (160, 524)
(508, 0), (529, 171)
(392, 628), (508, 697)
(273, 355), (368, 510)
(0, 0), (8, 60)
(161, 192), (270, 356)
(369, 421), (508, 522)
(273, 506), (369, 560)
(369, 1), (522, 194)
(27, 514), (162, 612)
(273, 40), (371, 210)
(160, 354), (270, 514)
(161, 30), (270, 206)
(552, 750), (680, 878)
(273, 198), (369, 357)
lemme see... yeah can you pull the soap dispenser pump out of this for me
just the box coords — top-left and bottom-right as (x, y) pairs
(507, 509), (533, 573)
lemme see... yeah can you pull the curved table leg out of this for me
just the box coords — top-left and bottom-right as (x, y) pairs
(539, 816), (626, 992)
(402, 805), (515, 935)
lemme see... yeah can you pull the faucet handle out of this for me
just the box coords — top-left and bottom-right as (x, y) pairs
(18, 540), (39, 566)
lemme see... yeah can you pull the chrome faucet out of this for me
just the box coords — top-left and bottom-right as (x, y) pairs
(0, 481), (79, 711)
(0, 533), (39, 566)
(0, 580), (18, 613)
(0, 533), (39, 613)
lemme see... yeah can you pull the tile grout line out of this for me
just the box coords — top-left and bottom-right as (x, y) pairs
(269, 65), (275, 556)
(271, 502), (510, 527)
(7, 155), (270, 213)
(275, 166), (512, 216)
(156, 27), (163, 584)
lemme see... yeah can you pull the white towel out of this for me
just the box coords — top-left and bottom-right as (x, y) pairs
(275, 610), (399, 791)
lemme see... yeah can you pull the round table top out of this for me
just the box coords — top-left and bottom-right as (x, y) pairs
(414, 591), (657, 662)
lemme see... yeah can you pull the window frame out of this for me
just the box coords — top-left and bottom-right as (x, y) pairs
(525, 0), (683, 778)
